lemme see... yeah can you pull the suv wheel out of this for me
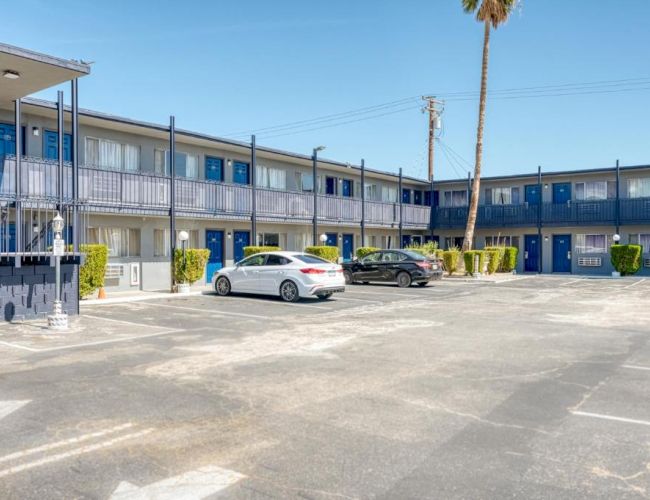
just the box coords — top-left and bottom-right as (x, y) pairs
(396, 272), (412, 288)
(280, 280), (300, 302)
(343, 270), (354, 284)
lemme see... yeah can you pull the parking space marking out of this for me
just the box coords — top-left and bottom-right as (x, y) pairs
(82, 314), (175, 329)
(623, 278), (646, 289)
(343, 289), (422, 298)
(622, 364), (650, 371)
(134, 301), (275, 318)
(207, 296), (332, 310)
(333, 296), (383, 304)
(0, 341), (39, 352)
(559, 279), (584, 287)
(0, 427), (155, 479)
(571, 411), (650, 427)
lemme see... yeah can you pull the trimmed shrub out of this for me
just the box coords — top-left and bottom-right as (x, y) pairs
(442, 248), (461, 276)
(304, 245), (339, 263)
(464, 250), (486, 275)
(243, 246), (281, 258)
(611, 244), (642, 276)
(501, 246), (519, 272)
(484, 246), (506, 275)
(79, 244), (108, 298)
(356, 246), (380, 259)
(174, 248), (211, 285)
(406, 241), (439, 258)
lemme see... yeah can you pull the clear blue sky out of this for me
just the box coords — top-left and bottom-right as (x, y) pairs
(5, 0), (649, 180)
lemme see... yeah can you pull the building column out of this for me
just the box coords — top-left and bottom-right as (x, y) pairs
(57, 91), (64, 214)
(398, 168), (403, 248)
(71, 79), (80, 255)
(169, 115), (176, 292)
(251, 135), (257, 243)
(360, 158), (365, 247)
(537, 165), (543, 273)
(14, 98), (22, 266)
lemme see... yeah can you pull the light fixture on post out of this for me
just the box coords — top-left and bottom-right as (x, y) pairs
(3, 70), (20, 80)
(319, 233), (328, 246)
(613, 234), (621, 245)
(48, 212), (68, 330)
(32, 126), (40, 137)
(177, 230), (190, 294)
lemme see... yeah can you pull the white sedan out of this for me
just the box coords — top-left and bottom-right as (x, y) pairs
(212, 251), (346, 302)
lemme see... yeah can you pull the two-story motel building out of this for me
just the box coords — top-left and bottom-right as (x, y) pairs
(1, 42), (649, 302)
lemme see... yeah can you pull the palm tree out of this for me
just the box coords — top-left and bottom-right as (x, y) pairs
(461, 0), (518, 251)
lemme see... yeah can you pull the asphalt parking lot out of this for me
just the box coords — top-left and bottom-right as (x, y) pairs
(1, 275), (649, 499)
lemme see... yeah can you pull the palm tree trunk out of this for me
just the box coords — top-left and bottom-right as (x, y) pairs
(462, 20), (490, 252)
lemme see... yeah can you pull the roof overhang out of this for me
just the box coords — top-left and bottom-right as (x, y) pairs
(0, 43), (90, 106)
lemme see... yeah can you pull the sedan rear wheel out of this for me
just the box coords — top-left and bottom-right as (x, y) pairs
(215, 276), (231, 296)
(343, 270), (354, 285)
(396, 272), (412, 288)
(280, 280), (300, 302)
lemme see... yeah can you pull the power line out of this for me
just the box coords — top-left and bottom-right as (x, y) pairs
(437, 139), (468, 179)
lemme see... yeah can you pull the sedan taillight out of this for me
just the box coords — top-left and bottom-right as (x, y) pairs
(416, 261), (432, 269)
(300, 268), (326, 274)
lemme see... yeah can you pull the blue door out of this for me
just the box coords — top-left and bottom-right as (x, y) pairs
(401, 235), (412, 248)
(233, 162), (249, 184)
(325, 233), (338, 247)
(525, 184), (540, 205)
(413, 190), (422, 205)
(553, 234), (572, 273)
(325, 177), (336, 195)
(233, 231), (249, 263)
(341, 179), (352, 197)
(524, 235), (539, 272)
(205, 230), (224, 283)
(205, 156), (223, 182)
(342, 234), (354, 261)
(43, 130), (72, 161)
(553, 183), (571, 204)
(0, 222), (16, 253)
(402, 189), (411, 204)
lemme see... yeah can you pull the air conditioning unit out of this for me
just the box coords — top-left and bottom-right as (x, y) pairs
(644, 258), (650, 268)
(578, 257), (602, 267)
(105, 264), (124, 279)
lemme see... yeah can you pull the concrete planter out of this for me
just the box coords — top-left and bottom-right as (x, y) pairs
(176, 283), (191, 294)
(611, 271), (621, 279)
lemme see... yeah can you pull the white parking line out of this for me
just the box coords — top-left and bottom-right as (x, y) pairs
(571, 410), (650, 427)
(622, 364), (650, 371)
(333, 296), (383, 304)
(343, 289), (419, 298)
(82, 314), (174, 329)
(623, 279), (646, 289)
(0, 423), (135, 464)
(559, 279), (583, 287)
(209, 296), (332, 310)
(0, 428), (155, 479)
(136, 301), (276, 317)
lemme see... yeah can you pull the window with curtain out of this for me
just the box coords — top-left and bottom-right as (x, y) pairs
(256, 165), (287, 190)
(85, 137), (140, 172)
(293, 233), (310, 252)
(154, 229), (199, 257)
(87, 227), (140, 257)
(575, 181), (615, 201)
(154, 149), (198, 178)
(444, 190), (468, 207)
(365, 184), (378, 201)
(381, 186), (398, 203)
(627, 178), (650, 199)
(257, 232), (286, 247)
(629, 234), (650, 250)
(487, 187), (519, 205)
(575, 234), (609, 254)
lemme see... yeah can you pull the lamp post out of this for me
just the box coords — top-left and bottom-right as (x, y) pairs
(312, 146), (326, 246)
(319, 234), (328, 246)
(177, 230), (190, 294)
(613, 234), (621, 245)
(48, 212), (68, 330)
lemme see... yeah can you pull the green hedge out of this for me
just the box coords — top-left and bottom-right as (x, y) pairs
(79, 244), (108, 298)
(464, 250), (486, 275)
(502, 246), (519, 272)
(442, 249), (461, 276)
(484, 246), (506, 275)
(304, 245), (339, 263)
(243, 246), (281, 258)
(611, 244), (642, 276)
(174, 248), (211, 285)
(356, 246), (380, 259)
(406, 241), (439, 258)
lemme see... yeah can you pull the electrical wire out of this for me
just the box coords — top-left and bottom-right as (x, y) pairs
(437, 139), (468, 179)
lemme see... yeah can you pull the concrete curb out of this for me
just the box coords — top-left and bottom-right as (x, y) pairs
(82, 289), (211, 306)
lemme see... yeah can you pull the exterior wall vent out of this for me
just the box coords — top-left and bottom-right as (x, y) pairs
(577, 257), (602, 267)
(644, 258), (650, 268)
(105, 264), (124, 279)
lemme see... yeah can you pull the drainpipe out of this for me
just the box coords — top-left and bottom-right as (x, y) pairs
(71, 79), (79, 256)
(251, 135), (257, 244)
(169, 115), (176, 292)
(537, 165), (543, 274)
(398, 168), (403, 248)
(360, 158), (365, 247)
(14, 98), (22, 266)
(615, 159), (620, 235)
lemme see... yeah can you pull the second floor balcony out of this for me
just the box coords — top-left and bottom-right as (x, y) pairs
(0, 156), (431, 228)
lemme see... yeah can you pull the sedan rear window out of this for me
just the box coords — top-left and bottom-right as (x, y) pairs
(401, 250), (426, 261)
(295, 254), (330, 264)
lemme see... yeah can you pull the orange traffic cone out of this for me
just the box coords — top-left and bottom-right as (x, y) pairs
(97, 287), (107, 300)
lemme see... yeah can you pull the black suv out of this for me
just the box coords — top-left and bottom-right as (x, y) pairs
(342, 250), (441, 287)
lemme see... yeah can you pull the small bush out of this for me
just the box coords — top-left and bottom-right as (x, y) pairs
(356, 246), (380, 259)
(501, 246), (519, 272)
(611, 244), (642, 276)
(406, 241), (439, 258)
(243, 246), (281, 258)
(174, 248), (211, 285)
(484, 246), (506, 275)
(304, 245), (339, 263)
(442, 248), (461, 275)
(464, 250), (486, 275)
(79, 244), (108, 298)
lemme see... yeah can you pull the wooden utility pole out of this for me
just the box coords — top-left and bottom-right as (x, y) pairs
(422, 96), (442, 182)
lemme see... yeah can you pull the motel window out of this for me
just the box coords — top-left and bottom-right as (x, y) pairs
(575, 181), (616, 201)
(153, 229), (199, 257)
(629, 234), (650, 250)
(485, 187), (520, 205)
(154, 149), (199, 179)
(443, 190), (468, 207)
(485, 235), (520, 248)
(87, 227), (141, 257)
(85, 137), (140, 172)
(364, 184), (378, 201)
(575, 234), (610, 254)
(295, 172), (321, 193)
(381, 186), (398, 203)
(627, 178), (650, 199)
(257, 232), (287, 248)
(256, 165), (287, 190)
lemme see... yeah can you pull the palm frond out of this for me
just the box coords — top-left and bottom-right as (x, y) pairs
(462, 0), (480, 13)
(463, 0), (518, 28)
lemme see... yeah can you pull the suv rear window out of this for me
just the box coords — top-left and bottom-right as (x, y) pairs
(295, 254), (330, 264)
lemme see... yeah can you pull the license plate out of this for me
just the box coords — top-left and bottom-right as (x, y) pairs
(328, 270), (336, 276)
(431, 264), (438, 270)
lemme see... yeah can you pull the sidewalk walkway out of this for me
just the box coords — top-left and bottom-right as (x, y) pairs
(82, 286), (213, 306)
